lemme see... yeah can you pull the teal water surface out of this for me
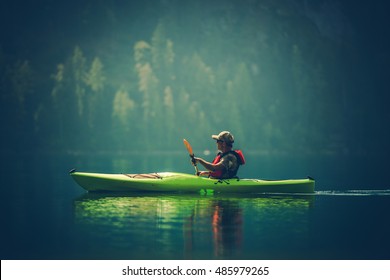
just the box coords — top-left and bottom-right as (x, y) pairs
(1, 153), (390, 260)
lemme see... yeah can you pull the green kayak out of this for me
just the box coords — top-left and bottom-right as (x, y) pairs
(70, 170), (315, 194)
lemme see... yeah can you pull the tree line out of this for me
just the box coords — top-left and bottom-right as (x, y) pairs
(0, 0), (359, 155)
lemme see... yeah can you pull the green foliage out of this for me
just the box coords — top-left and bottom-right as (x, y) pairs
(85, 57), (105, 92)
(1, 0), (367, 156)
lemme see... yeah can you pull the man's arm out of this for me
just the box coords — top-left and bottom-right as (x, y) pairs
(193, 157), (225, 172)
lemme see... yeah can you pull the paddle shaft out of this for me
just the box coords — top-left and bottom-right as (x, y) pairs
(183, 139), (199, 175)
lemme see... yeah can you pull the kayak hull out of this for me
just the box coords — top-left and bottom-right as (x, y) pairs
(70, 171), (315, 194)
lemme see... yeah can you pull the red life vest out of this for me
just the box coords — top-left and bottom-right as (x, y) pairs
(210, 150), (246, 178)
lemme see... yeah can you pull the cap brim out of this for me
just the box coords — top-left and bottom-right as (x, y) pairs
(211, 135), (219, 140)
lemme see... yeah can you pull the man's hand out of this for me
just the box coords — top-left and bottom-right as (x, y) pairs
(191, 157), (201, 165)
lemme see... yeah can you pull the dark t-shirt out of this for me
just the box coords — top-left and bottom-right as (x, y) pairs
(219, 153), (239, 179)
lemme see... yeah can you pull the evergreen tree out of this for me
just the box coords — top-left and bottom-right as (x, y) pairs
(134, 40), (161, 149)
(85, 57), (106, 129)
(71, 46), (87, 118)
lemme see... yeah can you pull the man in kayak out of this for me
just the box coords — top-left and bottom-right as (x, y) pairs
(192, 131), (245, 179)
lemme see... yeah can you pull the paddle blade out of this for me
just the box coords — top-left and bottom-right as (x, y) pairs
(183, 139), (193, 156)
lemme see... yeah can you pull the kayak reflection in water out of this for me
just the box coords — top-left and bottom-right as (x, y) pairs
(192, 131), (246, 179)
(211, 200), (243, 257)
(183, 199), (243, 259)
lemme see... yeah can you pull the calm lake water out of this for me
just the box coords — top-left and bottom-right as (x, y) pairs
(1, 153), (390, 260)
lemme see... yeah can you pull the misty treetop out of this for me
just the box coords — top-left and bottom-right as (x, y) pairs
(0, 0), (386, 155)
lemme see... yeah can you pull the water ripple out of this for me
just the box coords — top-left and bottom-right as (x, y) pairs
(315, 189), (390, 196)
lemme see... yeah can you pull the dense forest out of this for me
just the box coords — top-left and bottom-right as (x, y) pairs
(1, 0), (389, 156)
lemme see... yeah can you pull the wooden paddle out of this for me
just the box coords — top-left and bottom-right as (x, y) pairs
(183, 139), (199, 175)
